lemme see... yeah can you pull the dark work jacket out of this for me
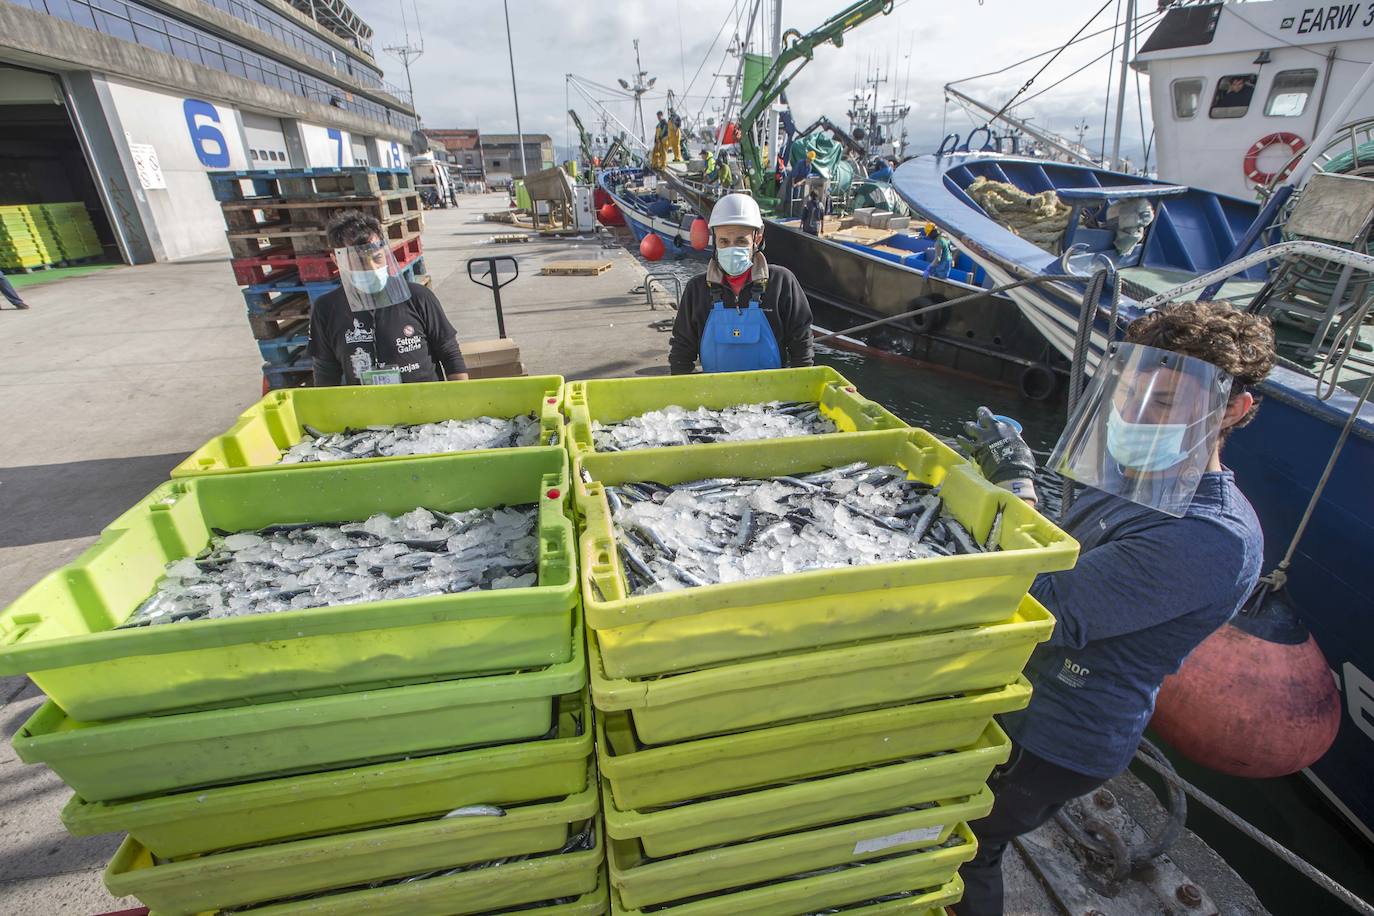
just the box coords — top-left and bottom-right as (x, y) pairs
(669, 253), (814, 374)
(309, 282), (466, 386)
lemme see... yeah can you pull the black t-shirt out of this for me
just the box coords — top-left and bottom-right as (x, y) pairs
(307, 282), (466, 385)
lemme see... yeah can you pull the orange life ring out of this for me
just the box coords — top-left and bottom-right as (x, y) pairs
(1243, 132), (1306, 185)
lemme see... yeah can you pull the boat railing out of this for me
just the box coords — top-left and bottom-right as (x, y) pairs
(1140, 240), (1374, 399)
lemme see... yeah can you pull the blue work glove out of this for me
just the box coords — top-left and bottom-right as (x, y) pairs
(957, 406), (1038, 503)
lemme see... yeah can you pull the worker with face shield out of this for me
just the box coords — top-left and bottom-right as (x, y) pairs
(308, 211), (468, 386)
(669, 193), (814, 374)
(952, 302), (1275, 916)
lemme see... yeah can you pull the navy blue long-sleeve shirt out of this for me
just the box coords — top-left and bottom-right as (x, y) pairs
(1001, 470), (1263, 779)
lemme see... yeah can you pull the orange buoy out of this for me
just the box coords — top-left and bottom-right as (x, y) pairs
(1150, 588), (1340, 778)
(639, 233), (666, 261)
(690, 218), (710, 251)
(597, 203), (624, 226)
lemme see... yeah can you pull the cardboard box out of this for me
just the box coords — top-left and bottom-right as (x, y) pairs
(465, 361), (525, 380)
(461, 338), (521, 369)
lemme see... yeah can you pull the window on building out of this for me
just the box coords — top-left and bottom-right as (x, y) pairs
(1265, 68), (1319, 117)
(1171, 78), (1203, 119)
(1210, 73), (1257, 118)
(492, 160), (501, 167)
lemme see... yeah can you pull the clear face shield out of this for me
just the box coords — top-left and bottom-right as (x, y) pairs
(333, 239), (410, 312)
(1047, 343), (1233, 517)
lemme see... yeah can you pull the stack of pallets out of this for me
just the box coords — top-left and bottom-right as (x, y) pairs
(1, 378), (611, 914)
(564, 368), (1078, 914)
(209, 167), (426, 391)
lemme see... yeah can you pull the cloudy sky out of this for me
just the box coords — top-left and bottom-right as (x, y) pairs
(352, 0), (1159, 162)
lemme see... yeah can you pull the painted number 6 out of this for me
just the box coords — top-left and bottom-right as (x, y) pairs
(183, 99), (230, 168)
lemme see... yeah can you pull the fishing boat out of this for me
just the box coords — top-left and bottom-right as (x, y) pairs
(596, 166), (710, 260)
(892, 140), (1374, 843)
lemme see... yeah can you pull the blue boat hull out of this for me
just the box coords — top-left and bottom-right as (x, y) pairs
(597, 168), (709, 260)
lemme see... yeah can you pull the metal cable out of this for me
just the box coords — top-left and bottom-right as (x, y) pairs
(1133, 748), (1374, 916)
(988, 0), (1117, 127)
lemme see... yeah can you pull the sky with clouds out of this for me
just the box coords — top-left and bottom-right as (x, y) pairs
(352, 0), (1158, 162)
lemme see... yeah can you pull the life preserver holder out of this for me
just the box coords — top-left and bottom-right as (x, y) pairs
(1243, 132), (1306, 186)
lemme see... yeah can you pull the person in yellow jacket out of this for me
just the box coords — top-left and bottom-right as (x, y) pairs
(698, 148), (716, 185)
(651, 111), (669, 169)
(667, 110), (682, 163)
(715, 155), (733, 190)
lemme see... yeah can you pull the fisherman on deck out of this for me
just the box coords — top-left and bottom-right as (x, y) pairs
(651, 110), (669, 169)
(670, 193), (814, 374)
(800, 190), (824, 237)
(309, 211), (468, 387)
(667, 109), (683, 163)
(953, 302), (1274, 916)
(868, 157), (894, 182)
(923, 222), (954, 279)
(698, 148), (716, 185)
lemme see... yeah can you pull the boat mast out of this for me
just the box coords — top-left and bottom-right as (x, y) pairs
(501, 0), (528, 178)
(768, 0), (784, 169)
(1109, 0), (1134, 170)
(943, 84), (1098, 166)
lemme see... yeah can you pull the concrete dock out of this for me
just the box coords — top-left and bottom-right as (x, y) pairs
(0, 193), (1267, 915)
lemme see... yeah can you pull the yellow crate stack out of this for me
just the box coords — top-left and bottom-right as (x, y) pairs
(0, 204), (60, 270)
(564, 368), (1079, 914)
(38, 202), (103, 260)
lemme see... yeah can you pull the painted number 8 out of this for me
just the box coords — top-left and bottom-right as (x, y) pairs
(183, 99), (230, 168)
(390, 142), (403, 167)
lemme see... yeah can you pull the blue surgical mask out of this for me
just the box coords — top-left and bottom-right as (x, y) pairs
(716, 245), (753, 277)
(1106, 405), (1190, 471)
(350, 266), (390, 294)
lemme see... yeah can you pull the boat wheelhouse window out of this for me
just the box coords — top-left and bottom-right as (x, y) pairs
(1172, 78), (1204, 119)
(1210, 74), (1257, 118)
(1265, 69), (1319, 117)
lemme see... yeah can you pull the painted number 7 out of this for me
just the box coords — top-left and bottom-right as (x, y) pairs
(326, 127), (344, 166)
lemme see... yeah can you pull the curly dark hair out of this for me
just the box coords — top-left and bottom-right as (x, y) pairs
(325, 210), (384, 249)
(1125, 301), (1276, 429)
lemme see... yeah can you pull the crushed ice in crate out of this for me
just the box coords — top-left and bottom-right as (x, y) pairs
(604, 462), (1003, 596)
(279, 415), (544, 463)
(592, 401), (837, 451)
(117, 505), (540, 628)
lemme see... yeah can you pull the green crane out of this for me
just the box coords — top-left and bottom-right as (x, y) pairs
(568, 109), (595, 178)
(736, 0), (894, 208)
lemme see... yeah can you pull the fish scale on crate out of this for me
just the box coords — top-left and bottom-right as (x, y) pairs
(280, 414), (547, 462)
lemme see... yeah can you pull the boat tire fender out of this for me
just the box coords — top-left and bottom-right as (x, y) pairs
(1019, 363), (1058, 401)
(1243, 132), (1306, 186)
(909, 296), (949, 334)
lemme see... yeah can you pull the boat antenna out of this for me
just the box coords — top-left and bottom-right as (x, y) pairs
(501, 0), (528, 177)
(383, 0), (424, 117)
(1109, 0), (1135, 169)
(1099, 0), (1121, 162)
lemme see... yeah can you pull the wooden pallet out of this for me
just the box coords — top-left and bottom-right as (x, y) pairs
(246, 293), (312, 339)
(220, 192), (421, 232)
(209, 167), (413, 203)
(540, 260), (613, 276)
(230, 234), (422, 286)
(226, 214), (424, 258)
(490, 234), (531, 244)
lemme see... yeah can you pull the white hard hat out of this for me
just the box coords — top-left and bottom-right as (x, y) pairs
(708, 193), (763, 230)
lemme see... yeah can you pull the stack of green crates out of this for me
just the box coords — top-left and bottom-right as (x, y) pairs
(565, 367), (1079, 914)
(38, 201), (103, 260)
(0, 378), (609, 915)
(0, 204), (59, 270)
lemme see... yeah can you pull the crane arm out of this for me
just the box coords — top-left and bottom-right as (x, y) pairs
(942, 85), (1098, 166)
(568, 109), (595, 169)
(736, 0), (893, 204)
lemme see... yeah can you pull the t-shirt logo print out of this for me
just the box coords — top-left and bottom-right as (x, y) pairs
(403, 325), (416, 337)
(345, 318), (375, 344)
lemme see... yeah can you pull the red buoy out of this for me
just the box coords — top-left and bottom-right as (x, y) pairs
(597, 203), (624, 226)
(689, 218), (710, 251)
(639, 233), (666, 261)
(1150, 589), (1340, 778)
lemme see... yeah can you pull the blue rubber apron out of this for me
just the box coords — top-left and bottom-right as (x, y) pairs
(699, 295), (782, 373)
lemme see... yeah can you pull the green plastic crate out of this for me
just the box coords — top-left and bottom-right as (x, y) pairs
(590, 593), (1053, 744)
(172, 376), (566, 477)
(609, 792), (987, 910)
(222, 821), (605, 916)
(15, 620), (585, 802)
(0, 448), (576, 720)
(104, 784), (598, 915)
(605, 730), (1005, 857)
(609, 825), (975, 915)
(599, 678), (1029, 810)
(63, 691), (593, 858)
(563, 366), (905, 461)
(610, 877), (962, 916)
(578, 429), (1075, 679)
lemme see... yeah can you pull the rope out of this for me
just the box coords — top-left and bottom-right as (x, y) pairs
(965, 178), (1073, 252)
(1133, 748), (1374, 916)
